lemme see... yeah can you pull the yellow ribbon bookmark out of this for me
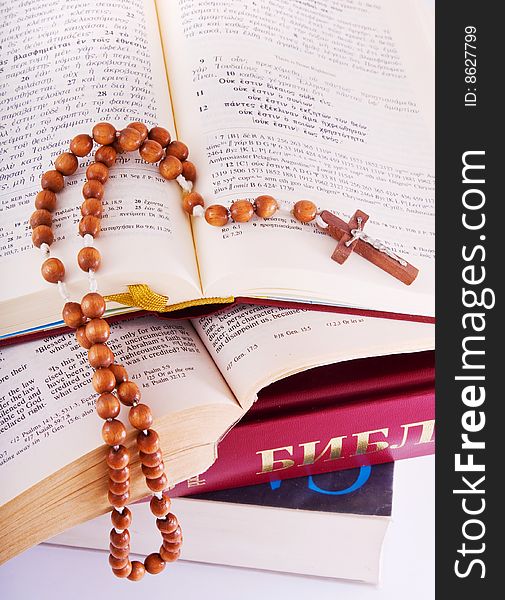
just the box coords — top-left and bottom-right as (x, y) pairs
(104, 284), (234, 313)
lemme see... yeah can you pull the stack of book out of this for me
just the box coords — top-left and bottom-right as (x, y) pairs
(0, 0), (434, 585)
(0, 306), (434, 581)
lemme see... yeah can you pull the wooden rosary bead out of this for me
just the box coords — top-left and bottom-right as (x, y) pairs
(81, 198), (103, 217)
(78, 247), (101, 272)
(148, 126), (171, 147)
(150, 493), (171, 518)
(159, 546), (180, 563)
(32, 225), (54, 248)
(146, 473), (168, 492)
(230, 199), (254, 223)
(110, 528), (130, 548)
(165, 140), (189, 161)
(139, 449), (162, 467)
(109, 543), (130, 560)
(127, 560), (146, 582)
(293, 200), (317, 223)
(163, 525), (182, 543)
(111, 138), (125, 155)
(70, 134), (93, 157)
(62, 302), (86, 328)
(162, 534), (182, 548)
(117, 381), (141, 406)
(111, 506), (132, 530)
(102, 419), (126, 446)
(92, 122), (116, 146)
(107, 481), (128, 498)
(159, 155), (183, 180)
(146, 476), (169, 495)
(156, 514), (178, 534)
(85, 318), (110, 344)
(109, 479), (129, 496)
(205, 205), (229, 227)
(75, 325), (92, 349)
(139, 139), (164, 163)
(92, 368), (116, 393)
(182, 191), (204, 215)
(95, 145), (117, 167)
(109, 364), (128, 386)
(86, 162), (109, 184)
(127, 122), (148, 143)
(41, 170), (64, 193)
(108, 489), (130, 507)
(141, 462), (164, 479)
(35, 190), (57, 211)
(181, 160), (197, 182)
(40, 257), (64, 283)
(96, 392), (120, 419)
(112, 561), (133, 578)
(88, 343), (114, 369)
(107, 445), (130, 470)
(30, 209), (52, 229)
(254, 195), (278, 219)
(108, 554), (129, 570)
(136, 429), (160, 453)
(78, 215), (101, 238)
(82, 179), (104, 200)
(109, 466), (130, 483)
(54, 152), (78, 176)
(118, 127), (143, 152)
(128, 403), (153, 430)
(162, 541), (182, 557)
(144, 553), (166, 575)
(93, 371), (116, 400)
(81, 292), (106, 318)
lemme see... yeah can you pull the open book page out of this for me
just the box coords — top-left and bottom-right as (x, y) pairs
(157, 0), (434, 317)
(193, 304), (435, 408)
(0, 0), (201, 338)
(0, 315), (240, 506)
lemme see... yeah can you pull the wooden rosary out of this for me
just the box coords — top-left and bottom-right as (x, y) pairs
(29, 121), (418, 580)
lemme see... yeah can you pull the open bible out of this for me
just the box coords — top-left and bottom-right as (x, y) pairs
(0, 0), (434, 339)
(0, 303), (434, 563)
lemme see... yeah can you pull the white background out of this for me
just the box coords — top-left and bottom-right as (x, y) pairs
(0, 455), (434, 600)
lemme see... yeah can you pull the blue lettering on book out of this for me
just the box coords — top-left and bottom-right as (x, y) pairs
(269, 465), (372, 495)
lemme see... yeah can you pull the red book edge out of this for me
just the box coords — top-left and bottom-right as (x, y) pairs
(0, 297), (434, 347)
(168, 384), (434, 498)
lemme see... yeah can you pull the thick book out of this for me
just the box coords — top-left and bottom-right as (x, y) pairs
(49, 464), (394, 583)
(0, 304), (433, 563)
(0, 0), (434, 340)
(171, 351), (434, 496)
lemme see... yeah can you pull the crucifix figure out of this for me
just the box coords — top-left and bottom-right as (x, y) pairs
(319, 210), (419, 286)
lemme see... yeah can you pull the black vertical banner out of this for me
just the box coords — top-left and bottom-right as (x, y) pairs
(436, 2), (500, 597)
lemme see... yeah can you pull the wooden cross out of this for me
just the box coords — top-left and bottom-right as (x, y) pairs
(319, 210), (419, 286)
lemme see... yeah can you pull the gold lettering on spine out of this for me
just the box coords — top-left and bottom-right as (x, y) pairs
(298, 436), (345, 465)
(187, 475), (206, 488)
(256, 445), (294, 474)
(390, 419), (436, 449)
(352, 428), (390, 455)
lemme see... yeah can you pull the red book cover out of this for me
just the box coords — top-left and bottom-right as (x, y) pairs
(170, 351), (435, 497)
(0, 298), (434, 347)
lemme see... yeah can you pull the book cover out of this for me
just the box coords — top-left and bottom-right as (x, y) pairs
(50, 463), (394, 582)
(171, 351), (434, 496)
